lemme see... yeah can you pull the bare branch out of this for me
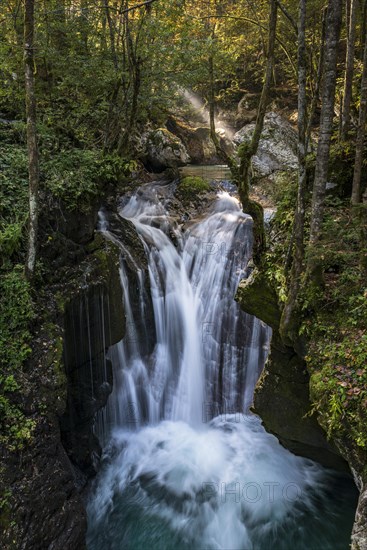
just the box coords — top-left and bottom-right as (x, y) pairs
(276, 0), (297, 33)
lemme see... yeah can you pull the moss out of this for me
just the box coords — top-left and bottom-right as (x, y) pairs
(236, 268), (281, 329)
(178, 176), (210, 198)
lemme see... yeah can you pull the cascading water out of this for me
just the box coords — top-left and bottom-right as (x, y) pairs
(87, 183), (357, 549)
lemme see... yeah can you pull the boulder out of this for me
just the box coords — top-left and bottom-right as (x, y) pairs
(234, 111), (298, 178)
(141, 128), (190, 171)
(166, 117), (234, 165)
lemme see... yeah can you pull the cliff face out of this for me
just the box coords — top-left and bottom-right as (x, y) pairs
(0, 200), (128, 548)
(235, 268), (347, 471)
(60, 236), (125, 478)
(236, 268), (367, 550)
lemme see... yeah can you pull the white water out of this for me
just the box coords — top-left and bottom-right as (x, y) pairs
(87, 184), (357, 549)
(96, 187), (268, 434)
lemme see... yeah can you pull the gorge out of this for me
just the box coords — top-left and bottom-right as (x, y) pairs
(84, 180), (358, 549)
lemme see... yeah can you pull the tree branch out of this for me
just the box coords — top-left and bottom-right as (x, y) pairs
(120, 0), (158, 14)
(276, 0), (297, 33)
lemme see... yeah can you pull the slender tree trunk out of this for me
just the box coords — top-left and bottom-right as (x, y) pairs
(360, 0), (367, 60)
(309, 0), (343, 249)
(235, 0), (278, 264)
(341, 0), (357, 139)
(306, 7), (326, 150)
(117, 11), (143, 154)
(238, 0), (278, 201)
(351, 27), (367, 204)
(104, 0), (118, 70)
(360, 190), (367, 274)
(280, 0), (307, 341)
(79, 0), (89, 53)
(24, 0), (39, 281)
(52, 0), (68, 52)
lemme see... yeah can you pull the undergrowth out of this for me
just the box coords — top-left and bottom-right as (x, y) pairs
(265, 170), (367, 451)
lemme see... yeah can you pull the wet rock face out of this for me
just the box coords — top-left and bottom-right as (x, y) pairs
(236, 269), (348, 471)
(1, 421), (87, 550)
(60, 207), (156, 476)
(352, 485), (367, 550)
(141, 128), (190, 171)
(0, 312), (88, 550)
(234, 111), (298, 178)
(60, 240), (125, 476)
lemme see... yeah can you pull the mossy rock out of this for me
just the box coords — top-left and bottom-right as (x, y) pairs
(177, 176), (210, 199)
(236, 268), (281, 330)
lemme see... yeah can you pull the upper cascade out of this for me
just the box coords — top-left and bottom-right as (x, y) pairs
(96, 183), (270, 436)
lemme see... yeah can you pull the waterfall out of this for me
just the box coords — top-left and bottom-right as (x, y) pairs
(87, 183), (357, 550)
(97, 187), (269, 434)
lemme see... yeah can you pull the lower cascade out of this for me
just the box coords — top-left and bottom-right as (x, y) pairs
(87, 183), (357, 550)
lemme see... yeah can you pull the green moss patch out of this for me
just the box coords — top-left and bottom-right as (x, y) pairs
(178, 176), (210, 199)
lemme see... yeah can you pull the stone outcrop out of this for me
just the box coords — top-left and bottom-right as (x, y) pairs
(140, 128), (190, 171)
(234, 111), (298, 179)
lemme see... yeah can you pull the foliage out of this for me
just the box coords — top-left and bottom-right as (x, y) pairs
(43, 149), (136, 212)
(0, 143), (29, 264)
(0, 266), (35, 450)
(300, 201), (367, 448)
(308, 319), (367, 448)
(263, 166), (367, 452)
(42, 149), (102, 212)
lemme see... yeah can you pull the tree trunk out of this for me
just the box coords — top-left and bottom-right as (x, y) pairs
(351, 25), (367, 204)
(24, 0), (39, 281)
(308, 0), (343, 249)
(238, 0), (278, 201)
(103, 0), (118, 70)
(280, 0), (307, 342)
(360, 0), (367, 60)
(341, 0), (357, 139)
(306, 7), (326, 150)
(360, 190), (367, 274)
(117, 11), (144, 154)
(236, 0), (278, 265)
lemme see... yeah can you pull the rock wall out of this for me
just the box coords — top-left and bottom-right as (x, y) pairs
(236, 268), (348, 471)
(60, 236), (125, 477)
(236, 267), (367, 549)
(0, 233), (127, 549)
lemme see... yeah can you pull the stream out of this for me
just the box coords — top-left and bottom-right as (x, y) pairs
(86, 182), (357, 550)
